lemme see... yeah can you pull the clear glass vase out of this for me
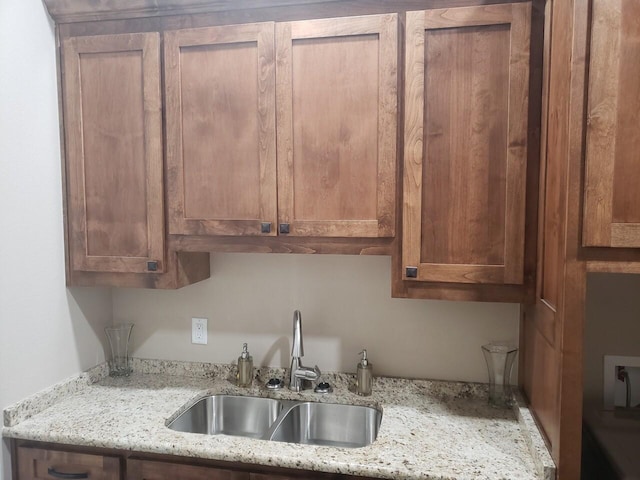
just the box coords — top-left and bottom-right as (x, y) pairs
(105, 323), (134, 377)
(482, 343), (518, 408)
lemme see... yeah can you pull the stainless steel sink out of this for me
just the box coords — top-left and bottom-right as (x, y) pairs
(168, 395), (282, 438)
(269, 402), (381, 448)
(168, 394), (382, 448)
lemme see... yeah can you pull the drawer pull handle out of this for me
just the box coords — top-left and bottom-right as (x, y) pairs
(47, 468), (89, 479)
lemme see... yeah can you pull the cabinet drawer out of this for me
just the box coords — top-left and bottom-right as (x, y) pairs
(17, 446), (120, 480)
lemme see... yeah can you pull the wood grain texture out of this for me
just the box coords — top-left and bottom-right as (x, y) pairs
(17, 446), (120, 480)
(127, 458), (246, 480)
(276, 14), (397, 238)
(521, 0), (588, 477)
(402, 3), (530, 285)
(165, 22), (277, 237)
(67, 252), (210, 289)
(169, 235), (393, 255)
(583, 0), (640, 247)
(62, 32), (165, 274)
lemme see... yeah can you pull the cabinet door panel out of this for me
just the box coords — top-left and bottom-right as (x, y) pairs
(17, 447), (120, 480)
(127, 458), (247, 480)
(403, 3), (530, 285)
(62, 32), (164, 273)
(583, 0), (640, 247)
(276, 14), (397, 237)
(165, 23), (277, 236)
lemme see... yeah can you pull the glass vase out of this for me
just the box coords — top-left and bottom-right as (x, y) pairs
(482, 343), (518, 408)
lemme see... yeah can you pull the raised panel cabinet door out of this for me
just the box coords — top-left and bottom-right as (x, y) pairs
(62, 32), (165, 274)
(276, 14), (398, 237)
(583, 0), (640, 247)
(17, 446), (120, 480)
(402, 3), (531, 285)
(165, 23), (277, 237)
(126, 458), (248, 480)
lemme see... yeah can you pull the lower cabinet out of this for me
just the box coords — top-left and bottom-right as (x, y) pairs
(16, 446), (120, 480)
(127, 458), (246, 480)
(14, 444), (374, 480)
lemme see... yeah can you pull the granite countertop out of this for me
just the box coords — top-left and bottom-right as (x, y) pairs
(3, 359), (554, 480)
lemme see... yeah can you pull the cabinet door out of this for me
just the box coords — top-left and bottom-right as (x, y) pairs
(402, 4), (530, 285)
(583, 0), (640, 247)
(127, 459), (247, 480)
(62, 33), (165, 274)
(276, 14), (398, 237)
(165, 23), (277, 237)
(17, 446), (120, 480)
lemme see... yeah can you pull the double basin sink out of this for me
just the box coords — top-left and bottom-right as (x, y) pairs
(168, 395), (382, 449)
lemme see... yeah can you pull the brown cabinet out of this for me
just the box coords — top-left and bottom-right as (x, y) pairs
(62, 32), (165, 274)
(16, 446), (120, 480)
(401, 3), (531, 285)
(165, 22), (278, 237)
(127, 458), (246, 480)
(276, 15), (397, 238)
(165, 14), (398, 240)
(60, 32), (209, 288)
(582, 0), (640, 248)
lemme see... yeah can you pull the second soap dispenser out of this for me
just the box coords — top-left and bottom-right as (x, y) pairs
(237, 343), (253, 387)
(356, 349), (373, 396)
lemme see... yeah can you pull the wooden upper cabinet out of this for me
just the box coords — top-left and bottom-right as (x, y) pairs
(583, 0), (640, 248)
(276, 14), (398, 237)
(402, 3), (531, 285)
(62, 32), (165, 274)
(165, 22), (277, 236)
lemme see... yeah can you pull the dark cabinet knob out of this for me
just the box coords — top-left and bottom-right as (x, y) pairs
(147, 261), (158, 271)
(279, 223), (290, 234)
(405, 267), (418, 278)
(261, 222), (272, 234)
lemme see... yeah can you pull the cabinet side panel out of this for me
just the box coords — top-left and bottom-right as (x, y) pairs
(611, 1), (640, 224)
(291, 35), (379, 222)
(79, 50), (149, 258)
(421, 24), (509, 266)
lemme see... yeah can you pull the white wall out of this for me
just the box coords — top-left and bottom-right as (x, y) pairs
(583, 273), (640, 407)
(0, 1), (113, 479)
(114, 253), (520, 382)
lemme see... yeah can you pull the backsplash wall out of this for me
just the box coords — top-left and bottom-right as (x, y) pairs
(113, 253), (520, 382)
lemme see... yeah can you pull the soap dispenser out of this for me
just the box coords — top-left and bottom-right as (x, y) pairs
(237, 343), (253, 387)
(356, 349), (373, 396)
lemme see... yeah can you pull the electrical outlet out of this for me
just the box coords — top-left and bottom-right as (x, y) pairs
(191, 317), (208, 345)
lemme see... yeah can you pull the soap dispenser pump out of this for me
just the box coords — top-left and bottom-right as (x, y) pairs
(237, 343), (253, 387)
(356, 349), (373, 396)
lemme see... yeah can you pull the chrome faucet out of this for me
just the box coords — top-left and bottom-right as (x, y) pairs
(289, 310), (320, 391)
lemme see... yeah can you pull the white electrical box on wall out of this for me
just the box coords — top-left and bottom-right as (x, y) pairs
(603, 355), (640, 410)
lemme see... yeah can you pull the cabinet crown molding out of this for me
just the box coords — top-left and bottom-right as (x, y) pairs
(43, 0), (345, 23)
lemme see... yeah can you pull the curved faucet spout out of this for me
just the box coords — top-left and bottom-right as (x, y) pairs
(291, 310), (303, 358)
(288, 310), (320, 391)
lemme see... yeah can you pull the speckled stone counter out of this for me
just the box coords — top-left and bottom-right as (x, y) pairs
(3, 359), (555, 480)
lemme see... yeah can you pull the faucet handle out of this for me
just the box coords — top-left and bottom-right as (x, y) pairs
(298, 365), (321, 380)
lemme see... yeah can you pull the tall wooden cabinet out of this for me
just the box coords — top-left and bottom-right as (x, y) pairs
(401, 3), (532, 286)
(62, 33), (165, 274)
(582, 0), (640, 248)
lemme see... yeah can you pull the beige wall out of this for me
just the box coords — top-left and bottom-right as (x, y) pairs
(583, 273), (640, 407)
(0, 1), (113, 479)
(114, 253), (520, 382)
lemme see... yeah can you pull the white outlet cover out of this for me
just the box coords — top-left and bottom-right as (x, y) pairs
(603, 355), (640, 410)
(191, 317), (208, 345)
